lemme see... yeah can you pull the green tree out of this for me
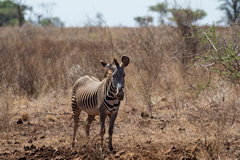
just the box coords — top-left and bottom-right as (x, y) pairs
(36, 2), (64, 27)
(134, 16), (153, 27)
(169, 8), (207, 25)
(168, 8), (207, 64)
(218, 0), (240, 24)
(96, 12), (105, 27)
(39, 17), (64, 27)
(191, 24), (240, 96)
(149, 1), (168, 25)
(0, 0), (29, 26)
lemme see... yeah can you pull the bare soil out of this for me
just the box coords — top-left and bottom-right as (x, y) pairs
(1, 94), (240, 160)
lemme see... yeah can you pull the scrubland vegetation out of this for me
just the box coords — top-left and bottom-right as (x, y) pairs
(0, 23), (240, 159)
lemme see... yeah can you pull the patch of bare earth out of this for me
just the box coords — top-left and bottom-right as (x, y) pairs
(0, 92), (240, 160)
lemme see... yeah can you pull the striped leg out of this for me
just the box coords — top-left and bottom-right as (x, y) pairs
(71, 92), (81, 147)
(85, 114), (95, 138)
(99, 112), (106, 149)
(108, 112), (118, 151)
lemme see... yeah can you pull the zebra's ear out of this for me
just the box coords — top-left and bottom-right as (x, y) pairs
(120, 56), (130, 68)
(101, 60), (114, 70)
(113, 58), (119, 66)
(101, 60), (108, 67)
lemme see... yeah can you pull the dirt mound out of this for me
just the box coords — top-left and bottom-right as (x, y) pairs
(0, 144), (200, 160)
(0, 145), (83, 160)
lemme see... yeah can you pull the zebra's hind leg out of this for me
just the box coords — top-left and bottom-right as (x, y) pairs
(85, 114), (95, 138)
(71, 92), (81, 147)
(72, 110), (81, 147)
(108, 113), (118, 151)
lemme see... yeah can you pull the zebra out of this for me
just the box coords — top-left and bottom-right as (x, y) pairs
(71, 56), (130, 151)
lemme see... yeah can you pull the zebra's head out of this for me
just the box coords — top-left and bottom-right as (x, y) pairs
(101, 56), (130, 100)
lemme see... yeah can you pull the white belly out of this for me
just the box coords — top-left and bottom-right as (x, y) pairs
(82, 108), (100, 115)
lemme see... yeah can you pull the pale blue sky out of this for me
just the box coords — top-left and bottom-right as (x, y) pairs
(23, 0), (225, 27)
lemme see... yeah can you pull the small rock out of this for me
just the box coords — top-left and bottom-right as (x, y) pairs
(30, 145), (36, 149)
(18, 157), (26, 160)
(30, 152), (35, 156)
(14, 141), (20, 144)
(224, 142), (230, 146)
(12, 150), (18, 154)
(179, 128), (185, 132)
(17, 118), (23, 124)
(40, 135), (45, 139)
(55, 156), (64, 160)
(162, 97), (167, 102)
(28, 140), (32, 143)
(224, 142), (230, 150)
(40, 146), (44, 151)
(54, 149), (60, 155)
(141, 112), (149, 118)
(24, 146), (30, 151)
(114, 150), (125, 158)
(171, 146), (176, 150)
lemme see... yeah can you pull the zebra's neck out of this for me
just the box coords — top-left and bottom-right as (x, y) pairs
(103, 76), (120, 109)
(103, 75), (116, 98)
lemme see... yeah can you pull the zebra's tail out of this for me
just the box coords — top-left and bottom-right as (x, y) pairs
(71, 92), (78, 119)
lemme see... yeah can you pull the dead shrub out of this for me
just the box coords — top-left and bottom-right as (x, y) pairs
(129, 27), (165, 117)
(21, 112), (30, 121)
(0, 90), (14, 142)
(186, 83), (237, 159)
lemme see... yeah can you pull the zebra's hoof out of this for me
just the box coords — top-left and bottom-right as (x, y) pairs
(71, 143), (75, 147)
(109, 146), (113, 151)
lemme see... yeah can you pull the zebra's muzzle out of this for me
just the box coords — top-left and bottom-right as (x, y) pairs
(117, 92), (124, 100)
(116, 87), (124, 100)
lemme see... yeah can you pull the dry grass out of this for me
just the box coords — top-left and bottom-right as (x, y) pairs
(45, 115), (56, 122)
(0, 25), (239, 159)
(21, 112), (30, 121)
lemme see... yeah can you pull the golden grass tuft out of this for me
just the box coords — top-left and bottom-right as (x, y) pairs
(21, 112), (30, 121)
(46, 115), (56, 122)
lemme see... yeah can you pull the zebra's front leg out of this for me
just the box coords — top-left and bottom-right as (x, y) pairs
(108, 112), (118, 151)
(99, 112), (106, 149)
(85, 114), (95, 139)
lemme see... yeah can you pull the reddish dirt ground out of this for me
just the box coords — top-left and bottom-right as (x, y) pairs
(0, 112), (197, 160)
(1, 99), (240, 160)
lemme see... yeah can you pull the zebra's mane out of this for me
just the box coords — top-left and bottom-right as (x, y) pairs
(104, 69), (113, 78)
(98, 70), (115, 105)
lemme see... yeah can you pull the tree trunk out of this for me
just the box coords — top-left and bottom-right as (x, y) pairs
(17, 4), (23, 27)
